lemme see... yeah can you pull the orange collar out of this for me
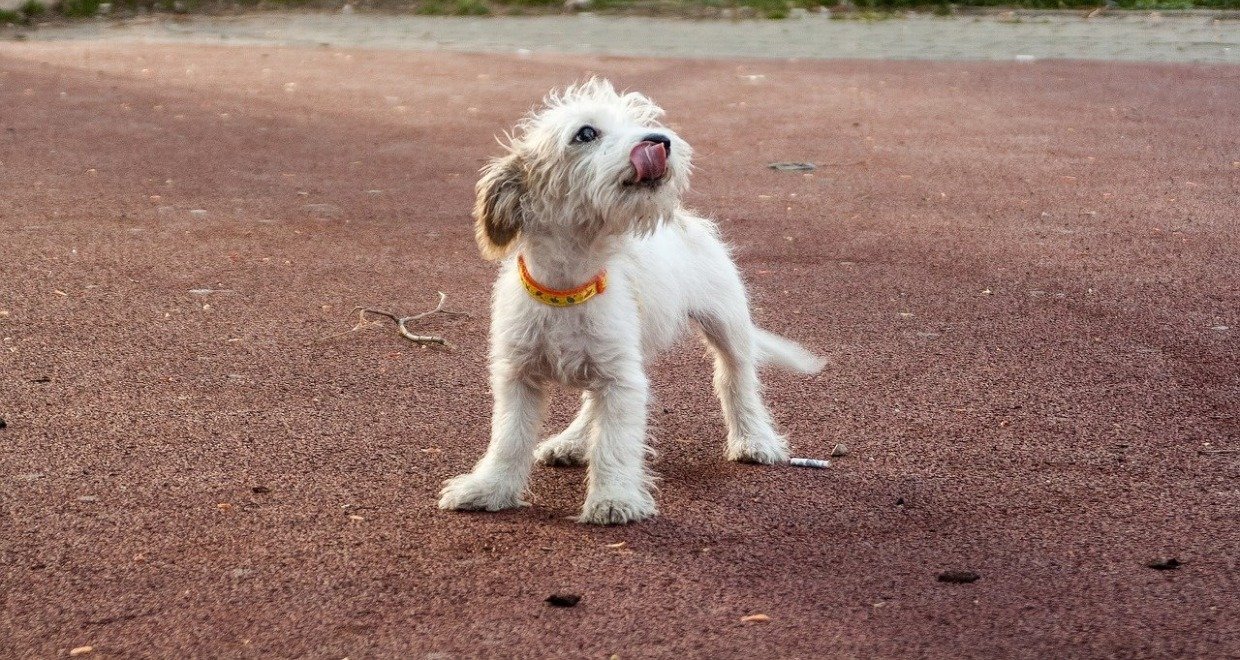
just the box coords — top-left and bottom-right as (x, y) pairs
(517, 255), (607, 307)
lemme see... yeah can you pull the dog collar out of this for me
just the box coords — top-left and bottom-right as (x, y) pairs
(517, 255), (607, 307)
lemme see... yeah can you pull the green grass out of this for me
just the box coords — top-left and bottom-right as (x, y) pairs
(0, 0), (46, 23)
(417, 0), (491, 14)
(21, 0), (48, 16)
(59, 0), (101, 16)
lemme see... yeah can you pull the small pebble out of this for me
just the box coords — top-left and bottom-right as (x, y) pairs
(937, 570), (980, 584)
(831, 443), (849, 458)
(1147, 557), (1182, 570)
(545, 594), (580, 607)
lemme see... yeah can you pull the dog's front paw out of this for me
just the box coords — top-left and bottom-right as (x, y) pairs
(534, 436), (589, 467)
(727, 433), (790, 465)
(578, 490), (657, 525)
(438, 472), (527, 512)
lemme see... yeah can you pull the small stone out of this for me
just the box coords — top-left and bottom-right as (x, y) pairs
(740, 613), (771, 623)
(937, 570), (980, 584)
(545, 594), (580, 607)
(831, 443), (848, 458)
(217, 503), (232, 511)
(1147, 557), (1181, 570)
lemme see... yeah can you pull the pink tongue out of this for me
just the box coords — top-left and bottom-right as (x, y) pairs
(630, 141), (668, 182)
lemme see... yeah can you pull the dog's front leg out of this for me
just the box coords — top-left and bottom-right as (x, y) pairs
(438, 372), (545, 512)
(579, 371), (657, 525)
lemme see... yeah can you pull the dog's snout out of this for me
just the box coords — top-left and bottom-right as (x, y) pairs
(641, 133), (672, 156)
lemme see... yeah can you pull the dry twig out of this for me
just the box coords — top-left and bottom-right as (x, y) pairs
(320, 291), (467, 346)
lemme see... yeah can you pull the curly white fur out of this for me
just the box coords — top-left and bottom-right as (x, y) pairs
(438, 79), (824, 525)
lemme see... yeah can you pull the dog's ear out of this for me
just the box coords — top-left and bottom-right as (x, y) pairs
(473, 153), (526, 260)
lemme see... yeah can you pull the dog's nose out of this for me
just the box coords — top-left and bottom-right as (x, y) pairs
(641, 133), (672, 156)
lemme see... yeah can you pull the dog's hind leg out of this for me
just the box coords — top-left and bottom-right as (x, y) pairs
(534, 392), (594, 467)
(694, 310), (790, 465)
(438, 372), (546, 511)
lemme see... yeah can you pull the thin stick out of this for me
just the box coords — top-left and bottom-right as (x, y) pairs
(320, 291), (467, 346)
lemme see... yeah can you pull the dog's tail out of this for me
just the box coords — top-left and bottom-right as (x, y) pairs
(754, 329), (826, 374)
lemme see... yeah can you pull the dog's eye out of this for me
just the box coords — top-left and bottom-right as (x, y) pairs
(572, 125), (599, 144)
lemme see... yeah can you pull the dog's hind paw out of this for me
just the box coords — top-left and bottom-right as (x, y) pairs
(727, 434), (790, 465)
(534, 436), (589, 467)
(578, 491), (657, 525)
(437, 472), (526, 512)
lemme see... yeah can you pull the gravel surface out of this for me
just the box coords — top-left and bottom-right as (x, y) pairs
(1, 42), (1238, 658)
(14, 11), (1240, 63)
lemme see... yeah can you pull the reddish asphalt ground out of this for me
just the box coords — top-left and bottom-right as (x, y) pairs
(1, 43), (1237, 658)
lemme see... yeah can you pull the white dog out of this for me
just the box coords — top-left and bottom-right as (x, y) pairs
(438, 79), (824, 525)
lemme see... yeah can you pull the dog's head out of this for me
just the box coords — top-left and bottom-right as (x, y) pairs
(473, 78), (692, 259)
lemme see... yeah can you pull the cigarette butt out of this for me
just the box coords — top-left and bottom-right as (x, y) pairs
(789, 457), (831, 469)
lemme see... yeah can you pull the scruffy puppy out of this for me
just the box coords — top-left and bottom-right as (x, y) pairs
(438, 79), (824, 525)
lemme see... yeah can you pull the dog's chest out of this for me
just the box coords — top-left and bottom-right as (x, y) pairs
(505, 311), (622, 389)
